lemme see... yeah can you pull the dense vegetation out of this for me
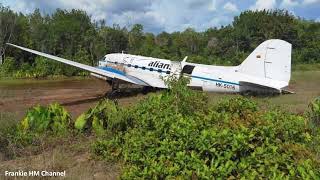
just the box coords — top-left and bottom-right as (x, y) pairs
(1, 77), (319, 178)
(0, 5), (320, 78)
(91, 78), (320, 179)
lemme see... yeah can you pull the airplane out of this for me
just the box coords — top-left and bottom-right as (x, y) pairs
(6, 39), (293, 95)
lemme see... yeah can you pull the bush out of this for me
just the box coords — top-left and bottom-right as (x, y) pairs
(307, 97), (320, 155)
(33, 57), (54, 77)
(92, 78), (320, 179)
(308, 97), (320, 128)
(0, 103), (72, 159)
(20, 103), (72, 135)
(0, 57), (16, 77)
(214, 96), (258, 118)
(75, 99), (132, 135)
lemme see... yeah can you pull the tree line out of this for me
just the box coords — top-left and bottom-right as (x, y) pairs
(0, 5), (319, 77)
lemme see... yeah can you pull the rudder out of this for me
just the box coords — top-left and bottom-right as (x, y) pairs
(239, 39), (292, 83)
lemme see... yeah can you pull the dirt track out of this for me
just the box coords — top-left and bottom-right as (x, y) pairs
(0, 78), (145, 120)
(1, 71), (320, 120)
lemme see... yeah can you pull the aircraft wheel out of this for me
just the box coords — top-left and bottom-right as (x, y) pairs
(142, 86), (152, 94)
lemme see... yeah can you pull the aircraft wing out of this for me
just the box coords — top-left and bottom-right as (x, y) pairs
(6, 43), (148, 86)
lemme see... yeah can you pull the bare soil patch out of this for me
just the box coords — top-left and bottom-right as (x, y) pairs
(0, 77), (145, 120)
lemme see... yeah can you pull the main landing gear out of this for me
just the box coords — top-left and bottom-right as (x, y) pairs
(104, 79), (158, 99)
(105, 79), (120, 98)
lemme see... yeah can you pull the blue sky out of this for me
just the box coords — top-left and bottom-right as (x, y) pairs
(1, 0), (320, 33)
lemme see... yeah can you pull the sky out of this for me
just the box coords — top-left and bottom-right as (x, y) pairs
(1, 0), (320, 33)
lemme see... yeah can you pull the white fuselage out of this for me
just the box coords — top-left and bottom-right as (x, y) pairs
(96, 53), (283, 93)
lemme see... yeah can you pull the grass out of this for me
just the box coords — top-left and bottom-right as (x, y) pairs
(292, 63), (320, 71)
(258, 71), (320, 112)
(0, 76), (90, 86)
(207, 70), (320, 113)
(0, 135), (120, 179)
(0, 112), (18, 132)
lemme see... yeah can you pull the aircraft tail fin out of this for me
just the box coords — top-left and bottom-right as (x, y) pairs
(238, 39), (292, 84)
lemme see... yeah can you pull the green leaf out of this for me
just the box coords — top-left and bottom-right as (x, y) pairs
(92, 116), (105, 135)
(75, 113), (87, 131)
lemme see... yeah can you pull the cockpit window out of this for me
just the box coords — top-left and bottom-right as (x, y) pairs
(182, 65), (195, 74)
(99, 56), (106, 62)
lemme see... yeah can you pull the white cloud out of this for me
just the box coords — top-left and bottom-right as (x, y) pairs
(223, 2), (238, 12)
(208, 0), (218, 11)
(4, 0), (317, 33)
(302, 0), (320, 5)
(250, 0), (276, 10)
(281, 0), (299, 7)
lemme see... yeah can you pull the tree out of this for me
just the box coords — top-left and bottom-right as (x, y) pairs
(128, 24), (144, 54)
(97, 24), (128, 54)
(29, 9), (48, 51)
(0, 5), (16, 64)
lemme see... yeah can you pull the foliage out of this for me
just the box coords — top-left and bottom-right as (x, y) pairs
(163, 76), (208, 115)
(308, 97), (320, 128)
(91, 78), (320, 179)
(0, 57), (16, 77)
(33, 56), (55, 77)
(75, 99), (132, 135)
(214, 96), (258, 118)
(0, 103), (72, 159)
(20, 103), (72, 135)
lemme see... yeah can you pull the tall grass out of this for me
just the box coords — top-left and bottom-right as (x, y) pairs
(292, 63), (320, 71)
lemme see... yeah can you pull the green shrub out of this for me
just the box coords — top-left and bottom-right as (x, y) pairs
(0, 103), (72, 159)
(307, 97), (320, 156)
(214, 96), (258, 118)
(92, 79), (320, 179)
(308, 97), (320, 128)
(75, 99), (132, 135)
(33, 57), (53, 77)
(0, 57), (16, 77)
(20, 103), (72, 135)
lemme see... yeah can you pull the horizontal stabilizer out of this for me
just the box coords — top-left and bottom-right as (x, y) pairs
(281, 89), (295, 94)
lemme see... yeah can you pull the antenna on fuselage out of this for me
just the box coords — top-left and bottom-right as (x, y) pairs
(182, 56), (188, 62)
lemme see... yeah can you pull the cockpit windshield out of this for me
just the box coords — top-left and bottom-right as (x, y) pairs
(182, 65), (195, 74)
(99, 56), (106, 62)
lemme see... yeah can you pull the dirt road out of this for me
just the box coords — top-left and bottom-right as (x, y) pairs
(1, 71), (320, 121)
(0, 77), (145, 120)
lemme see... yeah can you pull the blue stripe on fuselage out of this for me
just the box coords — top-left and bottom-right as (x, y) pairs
(98, 66), (126, 76)
(191, 75), (240, 86)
